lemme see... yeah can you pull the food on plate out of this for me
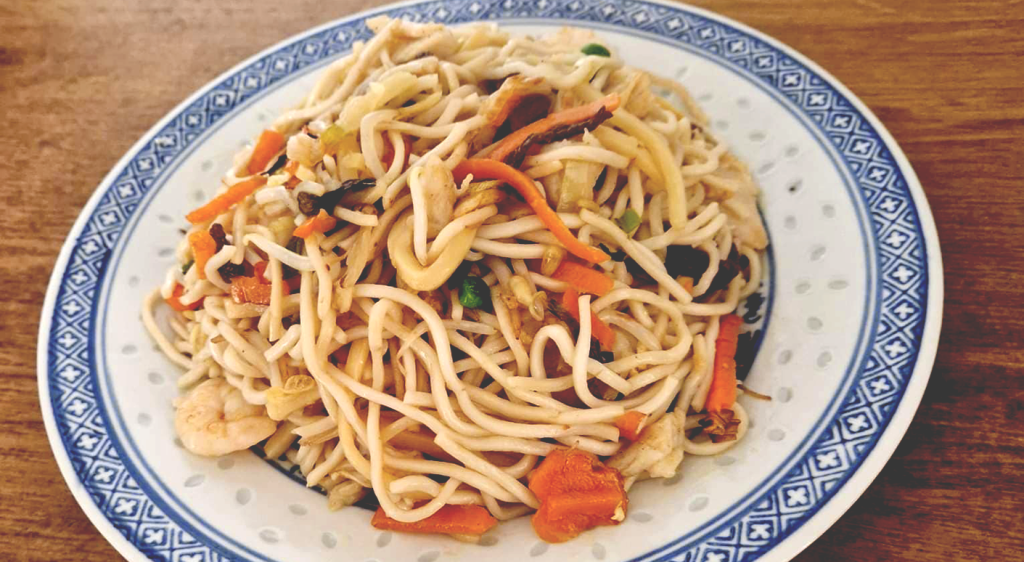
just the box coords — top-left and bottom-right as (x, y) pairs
(142, 17), (768, 543)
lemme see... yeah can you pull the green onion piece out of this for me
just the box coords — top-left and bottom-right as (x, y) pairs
(181, 260), (193, 275)
(459, 276), (489, 309)
(581, 43), (611, 57)
(616, 209), (641, 235)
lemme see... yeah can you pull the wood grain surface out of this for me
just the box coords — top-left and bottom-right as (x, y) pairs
(2, 0), (1022, 560)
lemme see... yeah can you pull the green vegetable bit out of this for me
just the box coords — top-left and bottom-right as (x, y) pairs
(581, 43), (611, 57)
(319, 124), (347, 153)
(459, 276), (489, 309)
(181, 260), (193, 275)
(616, 209), (641, 235)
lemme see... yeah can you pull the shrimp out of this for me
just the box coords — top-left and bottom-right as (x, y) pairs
(174, 378), (278, 457)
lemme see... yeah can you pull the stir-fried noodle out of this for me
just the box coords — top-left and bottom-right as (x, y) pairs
(145, 18), (768, 542)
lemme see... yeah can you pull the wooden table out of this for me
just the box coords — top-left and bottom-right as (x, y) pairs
(2, 0), (1022, 559)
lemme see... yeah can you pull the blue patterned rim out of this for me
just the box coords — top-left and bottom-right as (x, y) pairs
(38, 1), (941, 561)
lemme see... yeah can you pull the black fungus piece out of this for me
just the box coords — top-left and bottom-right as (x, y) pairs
(208, 223), (228, 251)
(446, 260), (474, 291)
(494, 94), (551, 142)
(598, 244), (627, 262)
(635, 245), (750, 297)
(297, 179), (378, 217)
(501, 106), (615, 168)
(286, 236), (304, 255)
(663, 244), (711, 280)
(262, 154), (288, 176)
(480, 77), (508, 94)
(589, 345), (614, 364)
(297, 192), (319, 216)
(218, 262), (246, 281)
(309, 178), (377, 215)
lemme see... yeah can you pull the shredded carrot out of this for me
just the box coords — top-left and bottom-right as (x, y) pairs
(487, 94), (621, 164)
(614, 411), (647, 441)
(186, 176), (267, 224)
(230, 276), (272, 305)
(561, 289), (616, 350)
(371, 504), (497, 536)
(552, 262), (614, 296)
(293, 209), (337, 239)
(188, 230), (217, 280)
(165, 283), (201, 312)
(284, 159), (299, 175)
(247, 129), (286, 175)
(680, 276), (694, 293)
(453, 159), (608, 264)
(528, 448), (627, 543)
(705, 314), (743, 413)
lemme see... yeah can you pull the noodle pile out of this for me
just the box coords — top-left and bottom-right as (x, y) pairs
(144, 18), (768, 541)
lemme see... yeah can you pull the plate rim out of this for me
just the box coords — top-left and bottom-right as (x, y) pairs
(37, 1), (944, 561)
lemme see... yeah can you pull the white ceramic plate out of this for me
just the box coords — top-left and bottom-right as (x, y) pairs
(38, 1), (942, 561)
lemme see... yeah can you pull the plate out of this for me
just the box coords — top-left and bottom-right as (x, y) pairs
(37, 1), (943, 560)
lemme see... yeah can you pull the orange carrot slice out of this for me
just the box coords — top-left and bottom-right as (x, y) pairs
(371, 504), (497, 536)
(453, 159), (608, 264)
(293, 209), (337, 239)
(165, 283), (202, 312)
(614, 411), (647, 441)
(186, 176), (267, 224)
(247, 129), (286, 175)
(528, 448), (627, 543)
(705, 314), (743, 413)
(230, 276), (272, 305)
(552, 262), (614, 296)
(188, 230), (217, 280)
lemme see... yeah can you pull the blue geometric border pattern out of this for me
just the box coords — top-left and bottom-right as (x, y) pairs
(45, 1), (929, 561)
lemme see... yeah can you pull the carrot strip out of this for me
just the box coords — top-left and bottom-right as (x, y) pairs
(561, 289), (616, 350)
(293, 209), (337, 239)
(614, 411), (647, 441)
(487, 94), (620, 165)
(230, 276), (272, 305)
(680, 276), (694, 293)
(247, 129), (286, 175)
(552, 262), (614, 296)
(165, 283), (201, 312)
(453, 159), (608, 264)
(371, 505), (497, 536)
(188, 230), (217, 280)
(186, 176), (267, 224)
(284, 160), (299, 175)
(705, 314), (743, 413)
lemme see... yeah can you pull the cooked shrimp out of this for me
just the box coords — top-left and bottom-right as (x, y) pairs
(174, 378), (278, 457)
